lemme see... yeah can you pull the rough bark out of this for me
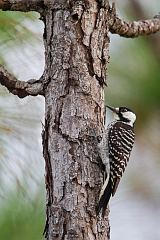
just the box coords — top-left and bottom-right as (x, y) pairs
(0, 1), (160, 240)
(0, 0), (44, 12)
(0, 65), (43, 98)
(109, 3), (160, 38)
(42, 1), (110, 239)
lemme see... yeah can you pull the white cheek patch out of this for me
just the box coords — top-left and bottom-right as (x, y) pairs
(113, 108), (120, 120)
(123, 112), (136, 124)
(113, 112), (120, 121)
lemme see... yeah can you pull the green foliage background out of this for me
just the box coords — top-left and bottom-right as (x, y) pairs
(0, 11), (45, 240)
(0, 195), (44, 240)
(0, 1), (159, 239)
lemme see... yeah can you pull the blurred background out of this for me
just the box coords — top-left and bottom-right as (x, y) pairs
(0, 0), (159, 239)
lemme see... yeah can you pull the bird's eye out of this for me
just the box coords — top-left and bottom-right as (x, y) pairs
(122, 109), (127, 112)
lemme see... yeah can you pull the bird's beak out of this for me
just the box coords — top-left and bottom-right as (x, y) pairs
(106, 105), (119, 114)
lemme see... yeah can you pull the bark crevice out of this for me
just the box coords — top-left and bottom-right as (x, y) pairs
(42, 4), (110, 238)
(0, 1), (159, 240)
(42, 117), (54, 238)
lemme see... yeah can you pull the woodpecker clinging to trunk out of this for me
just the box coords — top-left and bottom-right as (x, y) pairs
(97, 106), (136, 217)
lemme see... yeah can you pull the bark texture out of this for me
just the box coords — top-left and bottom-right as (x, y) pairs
(42, 0), (111, 239)
(0, 65), (43, 98)
(109, 3), (160, 38)
(0, 1), (160, 240)
(0, 0), (44, 12)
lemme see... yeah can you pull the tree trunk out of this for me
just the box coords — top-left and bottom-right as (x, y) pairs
(42, 0), (110, 239)
(0, 1), (159, 239)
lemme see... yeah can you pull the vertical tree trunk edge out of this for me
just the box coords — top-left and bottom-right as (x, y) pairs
(42, 1), (110, 239)
(0, 1), (158, 240)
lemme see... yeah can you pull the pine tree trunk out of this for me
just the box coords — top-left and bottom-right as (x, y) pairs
(0, 1), (159, 240)
(42, 0), (110, 239)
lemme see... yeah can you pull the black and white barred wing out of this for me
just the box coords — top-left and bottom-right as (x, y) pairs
(108, 121), (135, 196)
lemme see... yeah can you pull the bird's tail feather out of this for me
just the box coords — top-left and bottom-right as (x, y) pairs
(96, 177), (112, 217)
